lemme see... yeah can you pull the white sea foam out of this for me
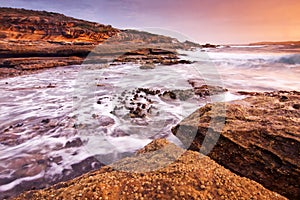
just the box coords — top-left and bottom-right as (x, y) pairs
(0, 45), (299, 196)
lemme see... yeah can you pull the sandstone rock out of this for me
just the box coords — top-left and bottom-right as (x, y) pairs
(0, 8), (198, 79)
(188, 79), (228, 97)
(98, 116), (115, 126)
(14, 139), (286, 200)
(140, 63), (155, 69)
(172, 91), (300, 199)
(0, 8), (119, 43)
(64, 137), (83, 148)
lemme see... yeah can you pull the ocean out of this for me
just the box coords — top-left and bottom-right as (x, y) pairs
(0, 44), (299, 198)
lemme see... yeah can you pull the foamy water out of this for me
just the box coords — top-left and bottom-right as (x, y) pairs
(0, 44), (299, 198)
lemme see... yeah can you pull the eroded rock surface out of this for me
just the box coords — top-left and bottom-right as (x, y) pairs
(14, 139), (285, 200)
(0, 8), (197, 79)
(172, 91), (300, 199)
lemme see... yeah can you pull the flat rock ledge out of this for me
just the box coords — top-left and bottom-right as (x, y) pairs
(172, 91), (300, 199)
(14, 139), (285, 200)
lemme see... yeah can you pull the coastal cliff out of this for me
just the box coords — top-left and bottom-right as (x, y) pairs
(0, 8), (195, 79)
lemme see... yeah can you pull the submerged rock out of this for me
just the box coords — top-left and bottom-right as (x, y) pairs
(139, 63), (155, 69)
(14, 139), (285, 200)
(172, 91), (300, 199)
(188, 79), (228, 97)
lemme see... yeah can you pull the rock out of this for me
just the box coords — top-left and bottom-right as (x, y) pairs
(111, 129), (130, 137)
(188, 79), (228, 97)
(98, 116), (115, 126)
(41, 119), (50, 124)
(201, 43), (219, 48)
(15, 139), (286, 200)
(162, 91), (177, 100)
(178, 59), (192, 64)
(171, 89), (195, 101)
(0, 8), (197, 79)
(0, 8), (119, 43)
(64, 138), (83, 148)
(139, 63), (155, 69)
(293, 103), (300, 109)
(172, 91), (300, 199)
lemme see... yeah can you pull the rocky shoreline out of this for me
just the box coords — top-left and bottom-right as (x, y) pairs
(172, 91), (300, 199)
(8, 90), (299, 200)
(14, 139), (286, 200)
(0, 8), (198, 79)
(1, 7), (299, 200)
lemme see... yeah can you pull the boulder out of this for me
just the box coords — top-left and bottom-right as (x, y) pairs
(15, 139), (285, 200)
(172, 91), (300, 199)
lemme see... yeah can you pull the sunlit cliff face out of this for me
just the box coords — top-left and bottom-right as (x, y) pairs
(1, 0), (299, 44)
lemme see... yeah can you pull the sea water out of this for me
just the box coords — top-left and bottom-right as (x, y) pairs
(0, 44), (299, 198)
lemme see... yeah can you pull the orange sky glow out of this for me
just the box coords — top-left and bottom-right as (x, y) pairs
(1, 0), (300, 44)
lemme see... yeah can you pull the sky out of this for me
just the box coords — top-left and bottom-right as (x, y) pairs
(1, 0), (300, 44)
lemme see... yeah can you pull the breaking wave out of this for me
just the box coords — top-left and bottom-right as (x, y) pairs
(276, 54), (300, 65)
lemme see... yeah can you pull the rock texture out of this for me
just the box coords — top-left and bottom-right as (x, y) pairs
(172, 91), (300, 199)
(0, 8), (118, 43)
(14, 139), (285, 200)
(0, 8), (197, 79)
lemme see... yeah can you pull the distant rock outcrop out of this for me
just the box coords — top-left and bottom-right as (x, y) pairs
(172, 91), (300, 199)
(0, 8), (198, 79)
(0, 7), (119, 43)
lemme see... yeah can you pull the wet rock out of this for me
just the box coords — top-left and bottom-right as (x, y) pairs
(131, 119), (149, 126)
(201, 43), (219, 48)
(111, 129), (130, 137)
(96, 99), (102, 104)
(188, 79), (227, 97)
(91, 113), (98, 119)
(46, 83), (56, 88)
(129, 107), (146, 118)
(70, 157), (103, 174)
(98, 116), (115, 126)
(162, 91), (177, 99)
(194, 85), (227, 97)
(137, 88), (160, 95)
(140, 63), (155, 69)
(65, 138), (83, 148)
(178, 59), (192, 64)
(172, 91), (300, 199)
(41, 119), (50, 124)
(172, 89), (194, 101)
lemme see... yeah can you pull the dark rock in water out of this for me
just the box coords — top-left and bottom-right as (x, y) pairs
(98, 116), (115, 126)
(129, 107), (146, 118)
(137, 88), (160, 95)
(41, 119), (50, 124)
(178, 60), (192, 64)
(188, 79), (227, 97)
(201, 43), (219, 48)
(194, 85), (227, 97)
(172, 91), (300, 199)
(172, 89), (195, 101)
(96, 99), (102, 104)
(65, 138), (83, 148)
(140, 63), (155, 69)
(162, 91), (177, 99)
(111, 129), (130, 137)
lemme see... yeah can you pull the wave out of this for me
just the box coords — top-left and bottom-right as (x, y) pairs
(276, 54), (300, 65)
